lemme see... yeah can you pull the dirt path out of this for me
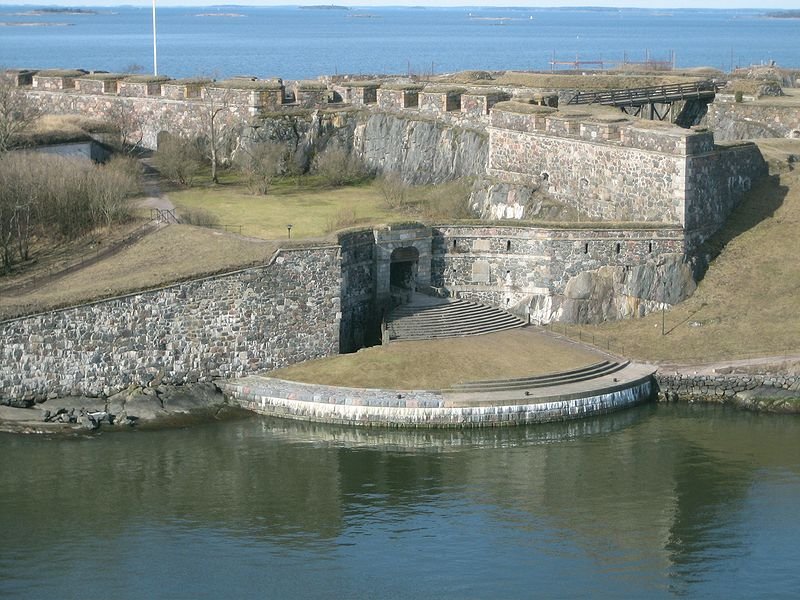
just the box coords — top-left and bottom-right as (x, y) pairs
(655, 354), (800, 375)
(137, 157), (176, 213)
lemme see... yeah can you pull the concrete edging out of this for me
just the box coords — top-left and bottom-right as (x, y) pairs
(220, 375), (655, 428)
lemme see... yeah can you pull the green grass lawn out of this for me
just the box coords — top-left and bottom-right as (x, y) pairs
(170, 178), (398, 240)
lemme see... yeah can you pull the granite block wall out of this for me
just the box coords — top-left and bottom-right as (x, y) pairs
(707, 99), (800, 141)
(431, 225), (687, 322)
(0, 247), (341, 407)
(338, 230), (378, 353)
(683, 142), (769, 245)
(487, 125), (685, 223)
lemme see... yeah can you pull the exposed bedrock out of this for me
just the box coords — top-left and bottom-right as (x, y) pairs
(353, 113), (488, 185)
(469, 178), (580, 221)
(555, 254), (697, 324)
(252, 110), (488, 185)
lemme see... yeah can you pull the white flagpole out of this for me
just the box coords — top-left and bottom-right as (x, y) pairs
(152, 0), (158, 76)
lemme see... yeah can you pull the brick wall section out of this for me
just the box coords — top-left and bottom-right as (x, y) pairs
(0, 247), (341, 407)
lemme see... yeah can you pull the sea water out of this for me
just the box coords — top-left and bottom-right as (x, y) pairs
(1, 404), (800, 598)
(1, 6), (799, 79)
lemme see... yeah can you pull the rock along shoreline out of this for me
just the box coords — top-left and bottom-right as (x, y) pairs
(0, 382), (251, 435)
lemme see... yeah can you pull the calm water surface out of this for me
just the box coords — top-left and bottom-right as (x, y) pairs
(0, 7), (799, 79)
(1, 404), (799, 598)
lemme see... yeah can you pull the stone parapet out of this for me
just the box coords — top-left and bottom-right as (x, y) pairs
(119, 79), (169, 98)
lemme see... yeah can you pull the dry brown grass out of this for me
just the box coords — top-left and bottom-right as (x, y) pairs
(435, 70), (702, 91)
(271, 328), (603, 389)
(0, 225), (276, 319)
(581, 140), (800, 363)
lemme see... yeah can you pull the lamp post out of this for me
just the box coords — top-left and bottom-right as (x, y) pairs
(287, 224), (293, 239)
(152, 0), (158, 76)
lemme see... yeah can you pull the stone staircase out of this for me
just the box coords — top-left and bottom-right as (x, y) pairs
(385, 294), (526, 341)
(442, 360), (656, 408)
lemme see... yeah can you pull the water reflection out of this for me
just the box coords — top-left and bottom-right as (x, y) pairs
(1, 405), (799, 598)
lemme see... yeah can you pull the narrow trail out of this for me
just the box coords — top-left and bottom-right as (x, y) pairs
(136, 157), (176, 213)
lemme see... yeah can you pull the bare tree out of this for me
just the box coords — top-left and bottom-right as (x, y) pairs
(0, 73), (41, 152)
(106, 100), (145, 153)
(200, 85), (236, 184)
(154, 133), (203, 186)
(235, 141), (286, 195)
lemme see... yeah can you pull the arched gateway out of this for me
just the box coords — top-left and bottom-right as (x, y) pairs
(373, 225), (432, 306)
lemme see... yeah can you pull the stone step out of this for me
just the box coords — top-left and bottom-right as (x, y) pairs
(386, 298), (526, 341)
(447, 361), (630, 393)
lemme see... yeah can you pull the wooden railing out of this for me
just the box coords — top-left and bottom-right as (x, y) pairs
(568, 80), (718, 107)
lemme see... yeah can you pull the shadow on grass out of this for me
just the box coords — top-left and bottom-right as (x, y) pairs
(696, 173), (788, 282)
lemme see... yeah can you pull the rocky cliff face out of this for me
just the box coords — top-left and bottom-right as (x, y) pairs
(353, 113), (488, 184)
(251, 109), (488, 185)
(556, 254), (697, 324)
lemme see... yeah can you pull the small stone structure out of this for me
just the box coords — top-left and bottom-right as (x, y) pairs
(373, 225), (433, 304)
(330, 81), (380, 106)
(377, 84), (423, 110)
(420, 87), (466, 113)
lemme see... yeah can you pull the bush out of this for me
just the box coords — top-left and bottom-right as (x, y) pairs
(324, 207), (359, 233)
(377, 173), (410, 210)
(0, 152), (138, 271)
(418, 179), (473, 220)
(311, 146), (371, 187)
(179, 207), (220, 228)
(235, 141), (286, 195)
(153, 134), (203, 186)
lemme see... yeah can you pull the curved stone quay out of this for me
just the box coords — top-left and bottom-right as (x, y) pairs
(220, 361), (656, 427)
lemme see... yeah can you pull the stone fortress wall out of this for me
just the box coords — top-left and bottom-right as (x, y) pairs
(0, 68), (778, 406)
(431, 224), (689, 323)
(0, 247), (341, 406)
(10, 69), (768, 250)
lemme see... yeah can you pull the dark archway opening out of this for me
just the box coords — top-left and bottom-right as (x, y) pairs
(390, 246), (419, 305)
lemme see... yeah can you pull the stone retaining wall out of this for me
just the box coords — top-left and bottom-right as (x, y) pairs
(655, 372), (800, 403)
(431, 225), (689, 323)
(0, 247), (341, 407)
(221, 376), (654, 427)
(707, 99), (800, 141)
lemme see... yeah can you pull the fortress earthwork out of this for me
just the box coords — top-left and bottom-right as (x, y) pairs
(0, 68), (789, 419)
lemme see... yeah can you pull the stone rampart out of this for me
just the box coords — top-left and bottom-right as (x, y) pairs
(0, 247), (341, 407)
(487, 106), (766, 246)
(683, 141), (769, 246)
(431, 225), (689, 323)
(339, 230), (378, 353)
(707, 98), (800, 141)
(24, 89), (252, 150)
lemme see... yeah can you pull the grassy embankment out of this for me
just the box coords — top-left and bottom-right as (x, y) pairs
(578, 139), (800, 363)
